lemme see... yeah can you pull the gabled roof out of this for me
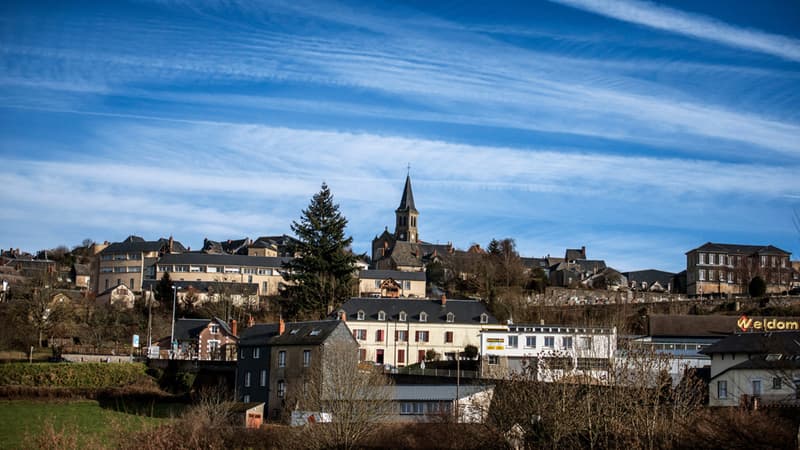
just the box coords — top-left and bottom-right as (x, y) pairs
(72, 264), (91, 276)
(359, 270), (426, 281)
(565, 247), (586, 261)
(203, 238), (251, 255)
(624, 270), (676, 287)
(700, 331), (800, 355)
(171, 317), (235, 341)
(396, 175), (417, 213)
(337, 297), (499, 325)
(687, 242), (791, 256)
(238, 320), (345, 346)
(157, 252), (291, 268)
(101, 236), (186, 254)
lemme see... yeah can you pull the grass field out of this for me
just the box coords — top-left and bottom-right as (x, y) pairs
(0, 400), (179, 449)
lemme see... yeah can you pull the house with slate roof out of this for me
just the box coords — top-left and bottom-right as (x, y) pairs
(157, 317), (238, 361)
(701, 330), (800, 407)
(335, 296), (502, 367)
(95, 235), (185, 294)
(686, 242), (792, 297)
(236, 319), (356, 420)
(358, 269), (426, 298)
(622, 269), (677, 293)
(156, 253), (291, 297)
(371, 175), (454, 272)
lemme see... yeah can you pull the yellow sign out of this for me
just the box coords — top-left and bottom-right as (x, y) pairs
(487, 338), (505, 343)
(737, 315), (799, 332)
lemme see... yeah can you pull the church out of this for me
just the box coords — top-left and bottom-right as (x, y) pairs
(370, 175), (454, 272)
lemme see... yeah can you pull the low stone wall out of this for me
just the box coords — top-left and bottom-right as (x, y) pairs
(63, 354), (133, 363)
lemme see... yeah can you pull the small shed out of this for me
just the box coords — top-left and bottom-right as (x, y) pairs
(231, 402), (265, 428)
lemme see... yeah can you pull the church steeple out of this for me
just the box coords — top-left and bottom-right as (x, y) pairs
(395, 174), (419, 243)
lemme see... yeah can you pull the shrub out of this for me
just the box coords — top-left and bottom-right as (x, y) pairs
(0, 363), (149, 388)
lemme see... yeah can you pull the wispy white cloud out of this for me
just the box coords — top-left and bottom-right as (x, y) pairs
(549, 0), (800, 62)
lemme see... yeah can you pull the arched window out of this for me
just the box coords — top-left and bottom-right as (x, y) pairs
(399, 311), (407, 322)
(446, 312), (455, 323)
(420, 312), (428, 322)
(357, 310), (365, 320)
(480, 313), (488, 324)
(378, 310), (386, 321)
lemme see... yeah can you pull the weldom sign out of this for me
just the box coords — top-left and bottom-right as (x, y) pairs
(737, 315), (800, 332)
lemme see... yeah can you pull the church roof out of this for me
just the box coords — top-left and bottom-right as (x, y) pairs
(396, 175), (418, 213)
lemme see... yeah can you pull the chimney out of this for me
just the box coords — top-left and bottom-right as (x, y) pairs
(540, 319), (545, 325)
(441, 294), (447, 306)
(339, 310), (346, 322)
(279, 316), (285, 335)
(231, 319), (238, 337)
(168, 236), (174, 253)
(247, 314), (255, 328)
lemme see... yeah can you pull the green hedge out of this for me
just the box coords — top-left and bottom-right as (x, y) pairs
(0, 363), (149, 388)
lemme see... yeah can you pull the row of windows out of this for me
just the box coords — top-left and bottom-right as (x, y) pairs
(697, 269), (735, 283)
(717, 378), (800, 400)
(158, 265), (275, 275)
(697, 253), (788, 268)
(242, 374), (287, 400)
(352, 329), (456, 344)
(101, 253), (143, 261)
(100, 266), (141, 273)
(501, 335), (592, 350)
(354, 310), (487, 324)
(399, 401), (451, 415)
(240, 348), (312, 367)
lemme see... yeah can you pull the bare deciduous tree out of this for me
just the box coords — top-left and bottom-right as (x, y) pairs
(291, 340), (394, 450)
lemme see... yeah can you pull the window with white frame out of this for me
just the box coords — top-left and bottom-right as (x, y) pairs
(415, 330), (429, 342)
(446, 312), (454, 323)
(562, 336), (573, 349)
(210, 325), (219, 334)
(525, 336), (536, 348)
(243, 394), (250, 403)
(717, 380), (727, 399)
(419, 312), (427, 322)
(404, 280), (411, 290)
(488, 355), (499, 365)
(260, 370), (267, 387)
(378, 310), (386, 321)
(399, 311), (407, 322)
(278, 350), (286, 367)
(303, 349), (311, 367)
(699, 269), (706, 281)
(374, 280), (381, 288)
(544, 336), (555, 348)
(508, 335), (518, 348)
(253, 348), (260, 359)
(277, 380), (285, 398)
(396, 330), (408, 342)
(353, 329), (367, 340)
(244, 371), (251, 387)
(480, 313), (488, 324)
(357, 310), (365, 320)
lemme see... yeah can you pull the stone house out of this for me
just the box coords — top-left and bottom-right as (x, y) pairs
(236, 319), (357, 420)
(686, 242), (792, 297)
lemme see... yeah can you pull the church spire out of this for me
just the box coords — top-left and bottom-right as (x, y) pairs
(395, 174), (419, 243)
(397, 174), (417, 213)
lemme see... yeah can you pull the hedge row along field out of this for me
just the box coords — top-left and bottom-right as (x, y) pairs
(0, 363), (149, 388)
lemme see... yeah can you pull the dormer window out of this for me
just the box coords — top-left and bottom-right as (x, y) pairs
(399, 311), (407, 322)
(378, 310), (386, 321)
(420, 312), (428, 322)
(357, 310), (365, 321)
(446, 312), (454, 323)
(480, 313), (488, 324)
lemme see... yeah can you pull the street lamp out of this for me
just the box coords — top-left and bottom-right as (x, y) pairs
(170, 285), (181, 359)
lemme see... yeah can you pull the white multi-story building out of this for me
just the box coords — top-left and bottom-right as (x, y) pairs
(480, 324), (617, 382)
(336, 296), (502, 367)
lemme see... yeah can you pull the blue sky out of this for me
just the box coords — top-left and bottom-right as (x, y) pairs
(1, 0), (799, 272)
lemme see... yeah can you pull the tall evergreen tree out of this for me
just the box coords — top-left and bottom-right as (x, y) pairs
(281, 183), (357, 318)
